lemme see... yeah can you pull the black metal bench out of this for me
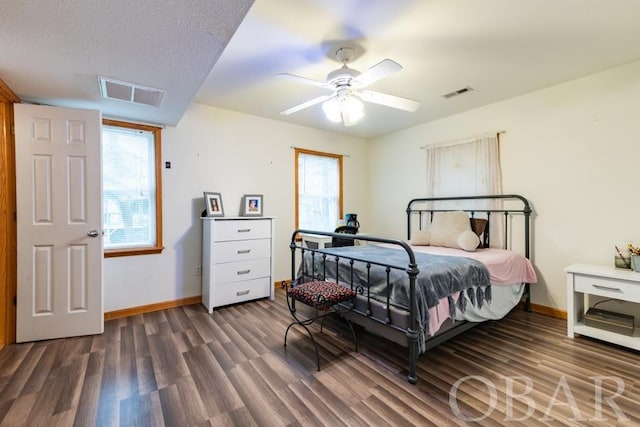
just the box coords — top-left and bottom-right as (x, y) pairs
(284, 280), (358, 370)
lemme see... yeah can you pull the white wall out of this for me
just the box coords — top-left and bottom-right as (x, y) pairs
(104, 104), (368, 311)
(367, 59), (640, 310)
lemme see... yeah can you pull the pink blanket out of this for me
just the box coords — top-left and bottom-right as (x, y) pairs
(409, 245), (537, 285)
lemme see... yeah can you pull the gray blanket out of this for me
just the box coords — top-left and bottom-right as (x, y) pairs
(300, 245), (491, 351)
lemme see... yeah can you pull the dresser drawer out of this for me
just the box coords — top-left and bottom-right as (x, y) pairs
(574, 274), (640, 303)
(213, 277), (271, 307)
(213, 219), (271, 242)
(214, 239), (270, 263)
(213, 258), (270, 284)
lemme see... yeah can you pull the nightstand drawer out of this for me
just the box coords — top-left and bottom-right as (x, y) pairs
(213, 220), (271, 241)
(574, 274), (640, 303)
(214, 239), (270, 263)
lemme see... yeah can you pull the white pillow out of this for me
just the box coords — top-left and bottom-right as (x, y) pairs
(410, 230), (431, 245)
(430, 211), (476, 250)
(457, 230), (480, 251)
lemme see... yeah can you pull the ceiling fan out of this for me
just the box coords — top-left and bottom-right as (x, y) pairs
(279, 47), (420, 127)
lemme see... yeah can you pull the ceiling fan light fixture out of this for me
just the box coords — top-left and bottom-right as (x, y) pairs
(322, 98), (342, 123)
(322, 96), (364, 124)
(342, 97), (364, 123)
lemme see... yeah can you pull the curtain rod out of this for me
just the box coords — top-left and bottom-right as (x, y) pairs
(419, 130), (505, 150)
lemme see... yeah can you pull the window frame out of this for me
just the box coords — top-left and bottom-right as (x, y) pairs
(294, 147), (343, 231)
(102, 119), (163, 257)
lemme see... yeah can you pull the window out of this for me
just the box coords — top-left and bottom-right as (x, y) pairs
(295, 148), (343, 231)
(424, 133), (503, 245)
(425, 133), (502, 198)
(102, 119), (163, 257)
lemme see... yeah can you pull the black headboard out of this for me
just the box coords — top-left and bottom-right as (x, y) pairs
(406, 194), (532, 259)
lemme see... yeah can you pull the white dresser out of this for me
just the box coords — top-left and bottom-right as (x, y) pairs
(202, 217), (275, 312)
(566, 263), (640, 350)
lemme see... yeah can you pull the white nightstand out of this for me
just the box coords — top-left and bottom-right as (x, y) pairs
(566, 263), (640, 350)
(300, 233), (332, 249)
(300, 232), (368, 249)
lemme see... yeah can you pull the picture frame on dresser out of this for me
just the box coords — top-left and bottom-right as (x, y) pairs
(204, 192), (224, 217)
(240, 194), (263, 217)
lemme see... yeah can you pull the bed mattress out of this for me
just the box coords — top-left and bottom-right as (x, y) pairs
(408, 244), (535, 333)
(309, 243), (536, 349)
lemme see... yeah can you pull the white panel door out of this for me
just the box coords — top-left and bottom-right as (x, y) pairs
(15, 104), (103, 342)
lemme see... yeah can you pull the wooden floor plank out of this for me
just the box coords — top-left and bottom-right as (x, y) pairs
(94, 340), (120, 427)
(0, 343), (32, 377)
(72, 372), (101, 427)
(146, 328), (189, 390)
(0, 393), (37, 427)
(135, 356), (157, 396)
(52, 353), (89, 415)
(226, 360), (297, 426)
(0, 345), (45, 404)
(119, 390), (164, 427)
(182, 343), (244, 419)
(272, 383), (327, 427)
(20, 340), (60, 396)
(186, 312), (221, 344)
(287, 379), (349, 427)
(117, 325), (138, 401)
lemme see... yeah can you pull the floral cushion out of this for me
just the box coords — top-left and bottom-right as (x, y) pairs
(288, 281), (355, 307)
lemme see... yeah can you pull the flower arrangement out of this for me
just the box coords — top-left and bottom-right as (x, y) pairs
(628, 243), (640, 256)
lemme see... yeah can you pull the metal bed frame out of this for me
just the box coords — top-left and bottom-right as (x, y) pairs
(289, 194), (532, 384)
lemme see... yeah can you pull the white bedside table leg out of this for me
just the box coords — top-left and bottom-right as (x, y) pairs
(567, 272), (575, 338)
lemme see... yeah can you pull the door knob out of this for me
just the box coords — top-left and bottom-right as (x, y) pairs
(87, 230), (100, 238)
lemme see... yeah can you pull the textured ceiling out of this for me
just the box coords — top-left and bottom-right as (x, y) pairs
(0, 0), (254, 126)
(3, 0), (640, 137)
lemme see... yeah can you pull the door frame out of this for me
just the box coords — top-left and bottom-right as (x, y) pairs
(0, 78), (19, 349)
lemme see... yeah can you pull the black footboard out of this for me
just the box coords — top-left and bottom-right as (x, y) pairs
(290, 231), (422, 384)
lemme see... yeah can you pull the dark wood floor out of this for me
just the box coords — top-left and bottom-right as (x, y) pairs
(1, 288), (639, 426)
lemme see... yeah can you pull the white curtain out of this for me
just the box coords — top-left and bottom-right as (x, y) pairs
(425, 133), (501, 197)
(424, 133), (504, 246)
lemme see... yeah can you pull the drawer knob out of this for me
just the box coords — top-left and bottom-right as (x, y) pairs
(237, 269), (251, 275)
(237, 249), (251, 254)
(237, 228), (251, 233)
(592, 284), (622, 292)
(237, 290), (250, 296)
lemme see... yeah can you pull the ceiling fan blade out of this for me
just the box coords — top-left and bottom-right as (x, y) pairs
(280, 94), (333, 115)
(351, 59), (402, 88)
(277, 73), (331, 89)
(360, 90), (420, 112)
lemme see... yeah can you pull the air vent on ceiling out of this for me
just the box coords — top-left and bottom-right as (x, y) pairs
(98, 76), (165, 107)
(442, 86), (474, 99)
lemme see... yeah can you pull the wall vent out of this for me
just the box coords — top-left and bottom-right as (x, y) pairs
(98, 76), (165, 107)
(442, 86), (474, 99)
